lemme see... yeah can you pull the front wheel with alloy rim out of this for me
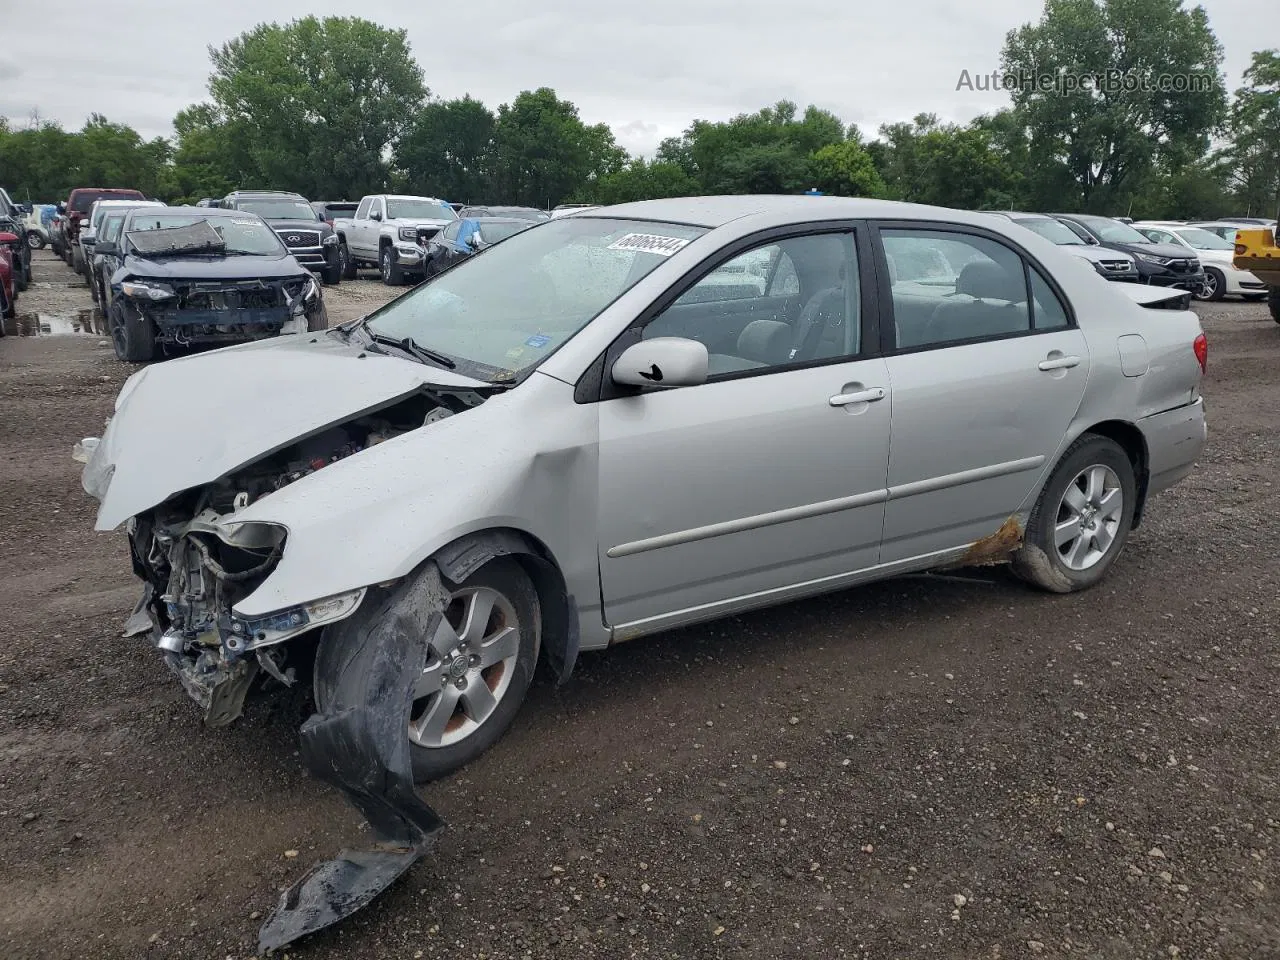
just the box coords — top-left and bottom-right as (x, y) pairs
(338, 240), (357, 280)
(1012, 434), (1137, 593)
(110, 301), (158, 363)
(26, 230), (45, 250)
(380, 246), (406, 286)
(405, 559), (540, 781)
(1194, 268), (1225, 302)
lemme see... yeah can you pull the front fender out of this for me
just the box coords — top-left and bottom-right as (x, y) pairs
(228, 373), (602, 636)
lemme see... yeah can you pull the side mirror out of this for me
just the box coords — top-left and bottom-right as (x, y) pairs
(0, 232), (18, 245)
(612, 337), (709, 389)
(370, 211), (382, 221)
(96, 241), (118, 256)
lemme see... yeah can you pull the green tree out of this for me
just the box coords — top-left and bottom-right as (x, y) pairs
(490, 88), (626, 207)
(395, 96), (497, 202)
(583, 158), (698, 204)
(871, 115), (1022, 209)
(203, 16), (427, 198)
(662, 101), (847, 194)
(1224, 49), (1280, 218)
(1001, 0), (1227, 211)
(808, 140), (887, 197)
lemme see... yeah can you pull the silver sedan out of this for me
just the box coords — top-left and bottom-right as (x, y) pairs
(82, 196), (1208, 784)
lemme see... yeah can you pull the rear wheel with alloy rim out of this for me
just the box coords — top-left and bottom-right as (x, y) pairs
(1012, 434), (1136, 593)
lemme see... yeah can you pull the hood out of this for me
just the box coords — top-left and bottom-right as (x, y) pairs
(1063, 245), (1133, 265)
(265, 218), (334, 237)
(122, 254), (310, 281)
(85, 332), (486, 530)
(1105, 240), (1197, 260)
(387, 217), (454, 229)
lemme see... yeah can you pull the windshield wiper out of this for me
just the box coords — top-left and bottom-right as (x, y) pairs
(366, 331), (457, 369)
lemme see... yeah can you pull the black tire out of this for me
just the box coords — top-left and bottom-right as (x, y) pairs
(322, 258), (341, 286)
(110, 301), (158, 363)
(15, 263), (27, 293)
(1012, 434), (1137, 594)
(89, 272), (100, 304)
(380, 245), (405, 286)
(1194, 267), (1225, 302)
(338, 240), (357, 280)
(26, 230), (45, 250)
(306, 302), (329, 332)
(1269, 287), (1280, 324)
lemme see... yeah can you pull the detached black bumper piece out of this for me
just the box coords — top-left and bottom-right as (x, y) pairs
(258, 565), (450, 953)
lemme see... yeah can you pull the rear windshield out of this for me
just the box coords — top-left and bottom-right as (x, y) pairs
(70, 190), (144, 213)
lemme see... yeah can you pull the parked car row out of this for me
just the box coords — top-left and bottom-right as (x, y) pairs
(982, 211), (1274, 303)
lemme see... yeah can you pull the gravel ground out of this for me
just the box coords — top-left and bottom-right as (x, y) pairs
(2, 251), (1279, 960)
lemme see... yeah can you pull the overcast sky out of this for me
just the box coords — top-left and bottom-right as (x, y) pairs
(1, 0), (1267, 156)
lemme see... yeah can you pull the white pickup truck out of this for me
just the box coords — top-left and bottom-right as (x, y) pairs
(337, 194), (458, 286)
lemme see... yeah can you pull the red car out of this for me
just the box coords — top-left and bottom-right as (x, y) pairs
(0, 227), (18, 324)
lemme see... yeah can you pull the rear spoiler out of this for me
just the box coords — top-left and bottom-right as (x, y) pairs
(1116, 284), (1193, 310)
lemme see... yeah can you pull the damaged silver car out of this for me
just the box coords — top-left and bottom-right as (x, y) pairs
(78, 196), (1208, 947)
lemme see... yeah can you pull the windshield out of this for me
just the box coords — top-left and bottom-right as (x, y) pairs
(364, 217), (707, 381)
(1017, 217), (1084, 245)
(1173, 226), (1234, 250)
(1081, 217), (1151, 244)
(126, 214), (285, 256)
(387, 198), (456, 221)
(237, 198), (318, 220)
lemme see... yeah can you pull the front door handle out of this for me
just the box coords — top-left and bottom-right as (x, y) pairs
(829, 387), (886, 406)
(1038, 355), (1081, 371)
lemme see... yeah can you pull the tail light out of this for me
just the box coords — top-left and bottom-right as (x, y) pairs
(1234, 243), (1247, 255)
(1193, 333), (1207, 373)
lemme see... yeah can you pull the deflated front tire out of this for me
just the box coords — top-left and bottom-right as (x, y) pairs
(314, 557), (540, 784)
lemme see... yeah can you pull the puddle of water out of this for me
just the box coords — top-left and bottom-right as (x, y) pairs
(10, 309), (108, 337)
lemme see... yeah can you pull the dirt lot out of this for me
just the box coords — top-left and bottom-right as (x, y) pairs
(2, 250), (1279, 960)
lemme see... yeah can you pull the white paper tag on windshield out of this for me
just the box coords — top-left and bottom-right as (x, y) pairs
(607, 233), (691, 256)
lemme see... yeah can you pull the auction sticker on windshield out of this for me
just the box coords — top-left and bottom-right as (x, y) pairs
(607, 233), (692, 256)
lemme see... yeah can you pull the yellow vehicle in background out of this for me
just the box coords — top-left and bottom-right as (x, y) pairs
(1233, 221), (1280, 323)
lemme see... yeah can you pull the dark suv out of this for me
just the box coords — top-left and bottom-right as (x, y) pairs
(1052, 214), (1205, 293)
(220, 190), (341, 285)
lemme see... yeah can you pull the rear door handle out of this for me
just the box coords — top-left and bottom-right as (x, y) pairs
(1038, 355), (1080, 371)
(829, 387), (886, 406)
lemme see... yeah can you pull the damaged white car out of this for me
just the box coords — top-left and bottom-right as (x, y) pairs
(79, 196), (1208, 948)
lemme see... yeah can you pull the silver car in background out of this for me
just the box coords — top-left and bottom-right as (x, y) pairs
(81, 195), (1208, 786)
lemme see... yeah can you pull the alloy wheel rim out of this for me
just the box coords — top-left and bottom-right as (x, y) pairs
(381, 251), (390, 280)
(1196, 273), (1217, 300)
(1054, 464), (1123, 571)
(408, 585), (521, 748)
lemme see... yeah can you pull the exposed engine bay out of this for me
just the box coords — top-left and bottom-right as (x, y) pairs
(123, 388), (484, 727)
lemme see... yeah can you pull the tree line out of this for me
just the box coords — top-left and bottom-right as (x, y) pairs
(1, 2), (1277, 220)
